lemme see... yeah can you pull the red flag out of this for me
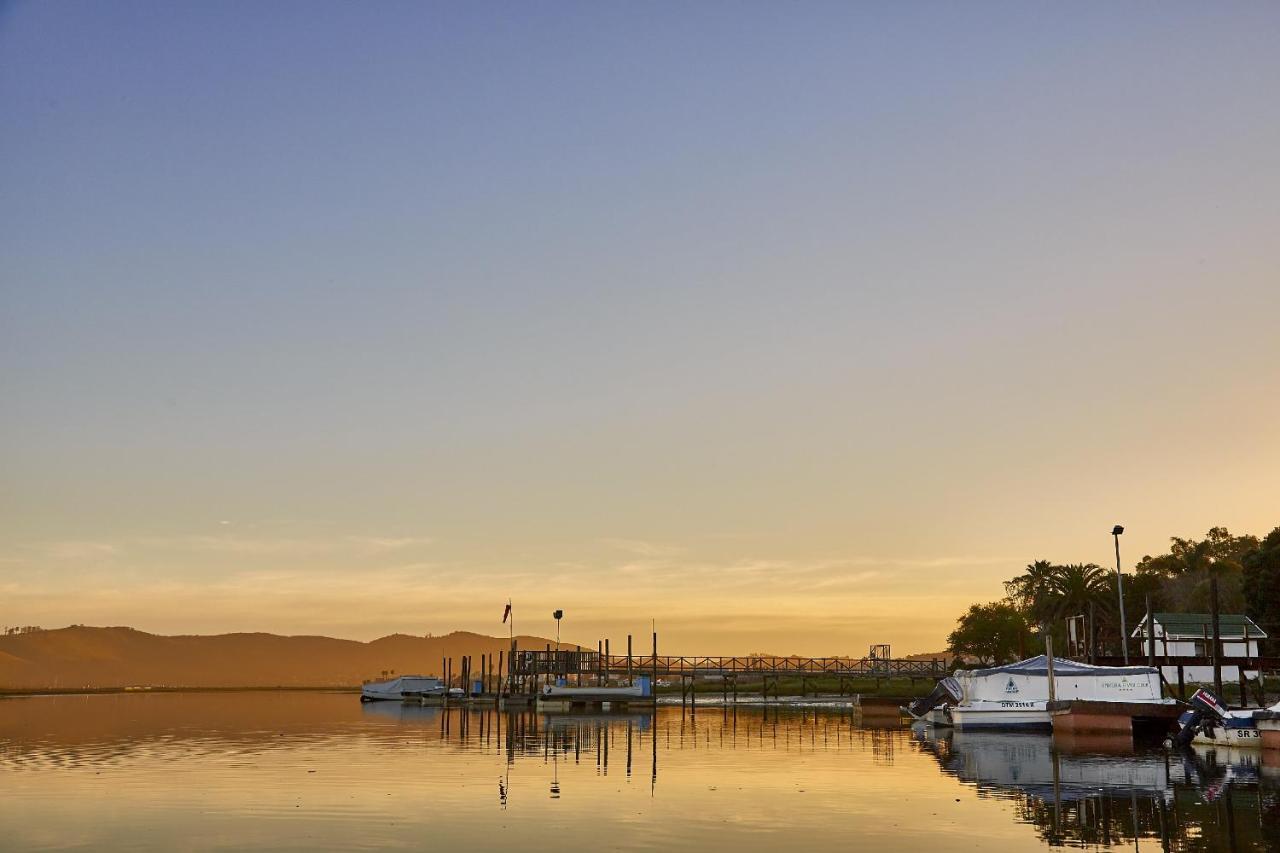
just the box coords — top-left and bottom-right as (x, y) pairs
(502, 603), (511, 623)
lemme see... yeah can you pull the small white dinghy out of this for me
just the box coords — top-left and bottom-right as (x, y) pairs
(361, 675), (445, 702)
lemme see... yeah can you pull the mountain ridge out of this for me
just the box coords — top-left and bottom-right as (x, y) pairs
(0, 625), (568, 689)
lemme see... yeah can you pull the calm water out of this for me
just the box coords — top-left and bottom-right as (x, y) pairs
(0, 693), (1276, 851)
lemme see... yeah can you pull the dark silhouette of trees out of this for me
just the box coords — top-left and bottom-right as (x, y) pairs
(948, 525), (1275, 666)
(947, 601), (1034, 666)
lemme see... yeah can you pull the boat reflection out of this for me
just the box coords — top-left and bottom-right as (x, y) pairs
(913, 724), (1280, 851)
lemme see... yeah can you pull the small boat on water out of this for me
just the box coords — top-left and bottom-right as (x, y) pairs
(360, 675), (446, 702)
(909, 656), (1175, 730)
(1172, 688), (1280, 748)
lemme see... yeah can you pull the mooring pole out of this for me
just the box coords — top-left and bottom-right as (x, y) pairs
(652, 631), (658, 703)
(1045, 633), (1057, 703)
(1146, 594), (1155, 667)
(627, 634), (633, 686)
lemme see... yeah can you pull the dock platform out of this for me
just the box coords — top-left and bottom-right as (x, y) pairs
(1047, 700), (1184, 737)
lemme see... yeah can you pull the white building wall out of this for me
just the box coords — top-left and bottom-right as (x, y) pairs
(1161, 665), (1257, 684)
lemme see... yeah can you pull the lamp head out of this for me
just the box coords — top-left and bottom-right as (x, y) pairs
(553, 609), (563, 621)
(1112, 525), (1124, 536)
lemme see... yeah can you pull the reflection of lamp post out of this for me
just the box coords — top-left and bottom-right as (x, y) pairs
(1113, 525), (1128, 664)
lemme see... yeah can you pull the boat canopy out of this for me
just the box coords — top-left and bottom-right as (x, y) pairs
(954, 655), (1166, 704)
(962, 656), (1159, 679)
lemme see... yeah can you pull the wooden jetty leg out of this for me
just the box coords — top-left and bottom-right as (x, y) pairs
(605, 638), (611, 687)
(1177, 664), (1185, 701)
(627, 634), (633, 686)
(652, 631), (658, 703)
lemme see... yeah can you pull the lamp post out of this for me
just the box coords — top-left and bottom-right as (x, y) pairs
(1113, 525), (1128, 664)
(553, 609), (564, 682)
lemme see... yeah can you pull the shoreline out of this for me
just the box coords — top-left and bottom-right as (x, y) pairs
(0, 685), (361, 697)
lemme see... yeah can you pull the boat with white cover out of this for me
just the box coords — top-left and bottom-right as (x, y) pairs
(938, 656), (1174, 730)
(361, 675), (446, 702)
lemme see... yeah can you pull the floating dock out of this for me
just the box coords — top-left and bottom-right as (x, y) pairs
(1047, 699), (1183, 738)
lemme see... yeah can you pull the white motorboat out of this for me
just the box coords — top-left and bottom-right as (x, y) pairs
(1173, 688), (1280, 748)
(940, 656), (1172, 730)
(361, 675), (445, 702)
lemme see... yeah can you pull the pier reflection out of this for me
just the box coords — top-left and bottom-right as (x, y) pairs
(1, 693), (1277, 851)
(912, 725), (1280, 850)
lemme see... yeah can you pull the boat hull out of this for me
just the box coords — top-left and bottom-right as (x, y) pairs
(1190, 725), (1262, 748)
(950, 702), (1051, 730)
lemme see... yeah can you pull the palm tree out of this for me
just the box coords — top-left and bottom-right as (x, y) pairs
(1048, 563), (1111, 621)
(1005, 560), (1057, 621)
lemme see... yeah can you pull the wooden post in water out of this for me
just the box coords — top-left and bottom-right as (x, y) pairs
(1087, 601), (1096, 665)
(1210, 576), (1223, 699)
(1045, 633), (1057, 703)
(652, 631), (658, 703)
(627, 634), (633, 686)
(1145, 595), (1155, 666)
(605, 639), (611, 687)
(1177, 664), (1186, 701)
(497, 650), (505, 697)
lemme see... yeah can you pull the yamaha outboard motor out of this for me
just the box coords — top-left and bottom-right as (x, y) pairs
(905, 676), (962, 719)
(1173, 687), (1231, 748)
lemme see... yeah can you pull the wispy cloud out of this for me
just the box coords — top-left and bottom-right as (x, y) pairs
(597, 538), (685, 558)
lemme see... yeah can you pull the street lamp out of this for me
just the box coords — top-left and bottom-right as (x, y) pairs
(552, 609), (564, 685)
(1112, 525), (1128, 664)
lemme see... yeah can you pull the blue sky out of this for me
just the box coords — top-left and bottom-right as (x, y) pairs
(3, 2), (1278, 651)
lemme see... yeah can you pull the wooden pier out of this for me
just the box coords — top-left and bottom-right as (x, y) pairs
(509, 649), (950, 680)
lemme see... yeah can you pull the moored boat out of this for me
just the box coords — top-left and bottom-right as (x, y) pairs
(942, 656), (1173, 730)
(1173, 688), (1280, 749)
(361, 675), (446, 702)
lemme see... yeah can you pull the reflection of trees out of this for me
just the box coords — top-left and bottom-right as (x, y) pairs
(909, 728), (1277, 852)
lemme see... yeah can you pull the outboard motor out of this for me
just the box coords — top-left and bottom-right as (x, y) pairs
(904, 676), (962, 719)
(1173, 688), (1231, 748)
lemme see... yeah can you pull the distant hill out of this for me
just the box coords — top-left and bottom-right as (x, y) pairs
(0, 626), (571, 690)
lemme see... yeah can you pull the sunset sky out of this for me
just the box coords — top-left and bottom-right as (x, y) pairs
(3, 2), (1278, 655)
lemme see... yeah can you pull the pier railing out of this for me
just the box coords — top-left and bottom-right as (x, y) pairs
(511, 650), (947, 679)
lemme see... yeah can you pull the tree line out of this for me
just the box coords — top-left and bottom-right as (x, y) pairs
(947, 525), (1280, 666)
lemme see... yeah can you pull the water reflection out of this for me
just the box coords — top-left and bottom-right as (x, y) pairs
(913, 725), (1280, 851)
(0, 693), (1276, 851)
